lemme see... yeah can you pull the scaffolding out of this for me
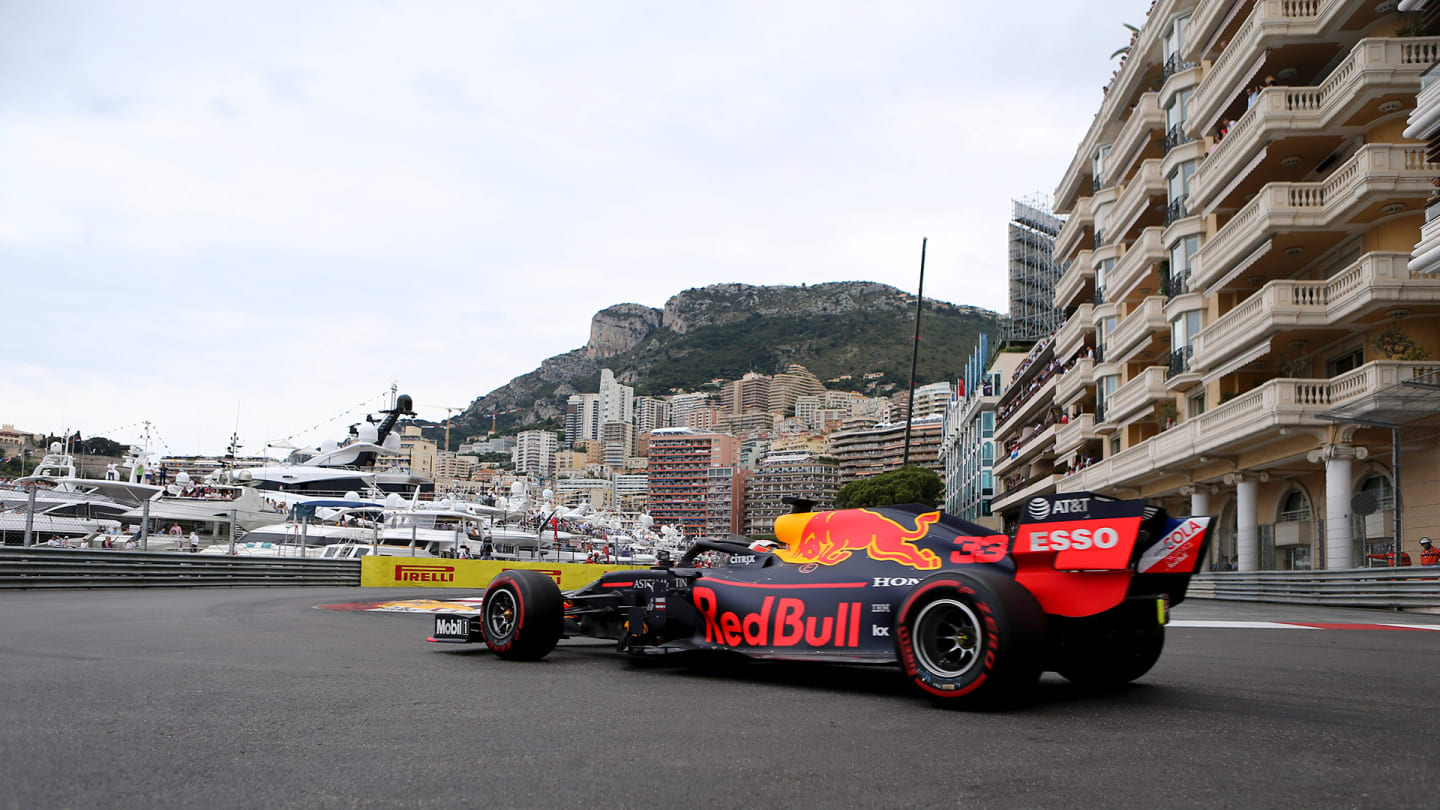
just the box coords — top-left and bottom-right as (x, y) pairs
(1006, 195), (1065, 343)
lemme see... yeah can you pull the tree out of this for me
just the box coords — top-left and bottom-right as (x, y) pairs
(834, 467), (943, 509)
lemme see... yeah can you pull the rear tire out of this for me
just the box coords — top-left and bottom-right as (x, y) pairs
(483, 570), (563, 661)
(1056, 623), (1164, 687)
(895, 569), (1046, 707)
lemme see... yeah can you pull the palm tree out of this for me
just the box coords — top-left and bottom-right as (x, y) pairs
(1111, 23), (1140, 60)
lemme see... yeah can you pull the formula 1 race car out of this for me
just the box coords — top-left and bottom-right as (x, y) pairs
(428, 493), (1213, 706)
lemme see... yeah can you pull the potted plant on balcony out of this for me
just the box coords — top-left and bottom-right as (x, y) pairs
(1153, 403), (1179, 431)
(1372, 327), (1432, 361)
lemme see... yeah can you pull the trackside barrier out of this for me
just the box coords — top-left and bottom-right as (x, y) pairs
(1189, 569), (1440, 609)
(0, 547), (360, 589)
(361, 557), (646, 590)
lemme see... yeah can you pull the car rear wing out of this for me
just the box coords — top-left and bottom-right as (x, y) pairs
(1010, 493), (1213, 618)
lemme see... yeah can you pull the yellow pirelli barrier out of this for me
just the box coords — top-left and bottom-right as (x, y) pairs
(360, 556), (646, 590)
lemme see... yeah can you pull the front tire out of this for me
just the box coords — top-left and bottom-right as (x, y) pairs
(483, 570), (563, 660)
(896, 569), (1046, 707)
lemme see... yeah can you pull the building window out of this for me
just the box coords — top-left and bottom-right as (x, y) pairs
(1163, 14), (1190, 62)
(1188, 391), (1206, 417)
(1165, 88), (1193, 131)
(1170, 310), (1203, 351)
(1167, 160), (1196, 205)
(1093, 144), (1111, 188)
(1327, 346), (1365, 376)
(1095, 257), (1115, 297)
(1278, 490), (1312, 523)
(1109, 436), (1121, 455)
(1357, 474), (1395, 511)
(1169, 235), (1199, 278)
(981, 411), (994, 437)
(981, 442), (993, 464)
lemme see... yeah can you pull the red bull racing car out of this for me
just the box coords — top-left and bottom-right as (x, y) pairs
(428, 493), (1213, 705)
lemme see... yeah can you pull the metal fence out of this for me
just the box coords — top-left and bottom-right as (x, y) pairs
(1189, 569), (1440, 609)
(0, 547), (360, 589)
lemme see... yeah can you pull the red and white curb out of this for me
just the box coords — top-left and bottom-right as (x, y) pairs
(1171, 620), (1440, 631)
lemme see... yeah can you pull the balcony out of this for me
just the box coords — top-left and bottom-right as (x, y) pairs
(1099, 366), (1169, 427)
(991, 473), (1063, 515)
(1107, 92), (1164, 183)
(1164, 268), (1191, 298)
(1053, 196), (1092, 261)
(1106, 296), (1168, 362)
(1162, 52), (1198, 84)
(1190, 37), (1440, 213)
(1054, 255), (1095, 310)
(1190, 145), (1439, 290)
(1054, 413), (1099, 456)
(995, 375), (1058, 444)
(1106, 226), (1165, 304)
(1109, 159), (1164, 243)
(1167, 345), (1197, 384)
(993, 423), (1057, 478)
(1408, 213), (1440, 276)
(1162, 122), (1192, 155)
(1057, 357), (1095, 407)
(1185, 0), (1356, 139)
(1164, 195), (1188, 226)
(1055, 303), (1094, 360)
(1190, 252), (1440, 372)
(1057, 361), (1440, 495)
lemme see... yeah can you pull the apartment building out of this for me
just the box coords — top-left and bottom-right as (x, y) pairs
(613, 473), (649, 513)
(433, 451), (478, 482)
(565, 393), (602, 444)
(514, 430), (559, 479)
(704, 466), (748, 536)
(767, 364), (826, 415)
(376, 425), (436, 479)
(646, 428), (739, 537)
(891, 381), (956, 421)
(743, 451), (842, 536)
(720, 372), (772, 414)
(939, 335), (1025, 523)
(601, 421), (634, 468)
(828, 415), (944, 482)
(988, 0), (1440, 572)
(634, 396), (672, 434)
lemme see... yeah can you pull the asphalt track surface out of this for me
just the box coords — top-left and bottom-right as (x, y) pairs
(3, 588), (1439, 809)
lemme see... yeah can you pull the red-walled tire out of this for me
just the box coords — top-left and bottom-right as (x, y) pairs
(482, 570), (563, 661)
(895, 569), (1046, 707)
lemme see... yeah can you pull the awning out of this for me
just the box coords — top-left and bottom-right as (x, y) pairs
(1203, 339), (1273, 386)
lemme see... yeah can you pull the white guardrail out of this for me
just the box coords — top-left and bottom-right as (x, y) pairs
(0, 547), (360, 589)
(1189, 569), (1440, 609)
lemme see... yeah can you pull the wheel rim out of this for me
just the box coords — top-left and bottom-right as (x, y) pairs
(913, 598), (982, 679)
(486, 588), (517, 642)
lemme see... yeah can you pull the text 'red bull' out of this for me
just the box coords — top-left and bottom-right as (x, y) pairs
(692, 586), (862, 648)
(775, 509), (943, 570)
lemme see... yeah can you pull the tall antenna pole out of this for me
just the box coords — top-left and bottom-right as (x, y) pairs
(902, 237), (927, 468)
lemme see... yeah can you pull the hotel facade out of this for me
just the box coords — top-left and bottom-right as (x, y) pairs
(989, 0), (1440, 571)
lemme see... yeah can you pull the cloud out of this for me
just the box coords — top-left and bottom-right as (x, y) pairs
(1, 0), (1150, 453)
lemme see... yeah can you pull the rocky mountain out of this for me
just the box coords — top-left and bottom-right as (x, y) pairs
(452, 281), (1001, 442)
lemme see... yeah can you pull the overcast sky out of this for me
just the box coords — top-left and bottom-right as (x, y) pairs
(3, 0), (1145, 456)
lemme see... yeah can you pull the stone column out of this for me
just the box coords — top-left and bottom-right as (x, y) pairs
(1185, 486), (1211, 518)
(1309, 445), (1368, 571)
(1225, 473), (1265, 572)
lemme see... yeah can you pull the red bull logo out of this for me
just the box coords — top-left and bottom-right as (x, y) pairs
(774, 509), (942, 570)
(692, 586), (862, 648)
